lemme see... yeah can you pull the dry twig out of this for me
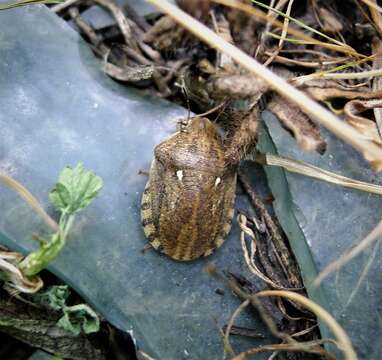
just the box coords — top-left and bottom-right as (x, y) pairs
(0, 175), (58, 232)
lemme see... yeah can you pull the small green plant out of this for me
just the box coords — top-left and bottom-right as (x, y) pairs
(0, 163), (102, 293)
(33, 285), (100, 335)
(20, 163), (103, 277)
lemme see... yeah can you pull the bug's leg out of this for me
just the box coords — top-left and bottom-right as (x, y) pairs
(138, 170), (150, 176)
(224, 107), (260, 167)
(141, 243), (153, 254)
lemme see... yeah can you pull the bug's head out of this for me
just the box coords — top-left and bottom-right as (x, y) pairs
(179, 117), (219, 137)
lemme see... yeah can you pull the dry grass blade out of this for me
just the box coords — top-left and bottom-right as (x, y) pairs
(250, 0), (349, 48)
(0, 0), (60, 10)
(0, 175), (58, 232)
(51, 0), (78, 13)
(266, 32), (326, 45)
(224, 298), (250, 356)
(258, 153), (382, 196)
(292, 54), (376, 85)
(265, 52), (348, 68)
(314, 217), (382, 286)
(213, 0), (364, 58)
(263, 0), (294, 66)
(305, 68), (382, 80)
(344, 236), (381, 308)
(147, 0), (382, 171)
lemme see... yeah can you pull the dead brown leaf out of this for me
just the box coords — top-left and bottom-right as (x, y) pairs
(268, 95), (327, 154)
(207, 74), (270, 100)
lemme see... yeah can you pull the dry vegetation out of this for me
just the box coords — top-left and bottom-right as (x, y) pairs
(54, 0), (382, 358)
(2, 0), (382, 358)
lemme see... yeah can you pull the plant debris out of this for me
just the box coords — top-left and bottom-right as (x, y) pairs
(0, 163), (102, 292)
(47, 0), (382, 358)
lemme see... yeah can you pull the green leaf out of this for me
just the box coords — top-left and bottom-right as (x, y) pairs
(32, 285), (70, 311)
(57, 304), (100, 335)
(32, 286), (99, 336)
(49, 163), (103, 214)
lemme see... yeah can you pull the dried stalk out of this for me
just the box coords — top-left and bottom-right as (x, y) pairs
(0, 175), (58, 232)
(301, 68), (382, 80)
(257, 153), (382, 196)
(52, 0), (80, 13)
(238, 214), (297, 290)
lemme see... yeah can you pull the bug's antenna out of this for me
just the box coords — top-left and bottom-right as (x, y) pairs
(213, 102), (227, 123)
(182, 86), (191, 121)
(176, 72), (192, 121)
(196, 102), (226, 118)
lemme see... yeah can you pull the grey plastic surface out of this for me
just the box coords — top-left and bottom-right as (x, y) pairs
(28, 350), (56, 360)
(0, 5), (270, 359)
(258, 112), (382, 359)
(80, 0), (164, 30)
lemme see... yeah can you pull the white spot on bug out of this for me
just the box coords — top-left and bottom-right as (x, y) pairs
(215, 237), (225, 248)
(150, 239), (161, 249)
(203, 248), (214, 257)
(177, 170), (184, 181)
(215, 177), (221, 187)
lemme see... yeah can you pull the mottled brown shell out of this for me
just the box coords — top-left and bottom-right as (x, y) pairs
(141, 117), (236, 261)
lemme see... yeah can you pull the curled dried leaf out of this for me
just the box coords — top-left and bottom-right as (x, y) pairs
(295, 78), (382, 101)
(144, 15), (185, 50)
(103, 62), (154, 82)
(305, 87), (382, 101)
(268, 95), (326, 154)
(207, 74), (270, 100)
(344, 99), (382, 144)
(176, 0), (211, 22)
